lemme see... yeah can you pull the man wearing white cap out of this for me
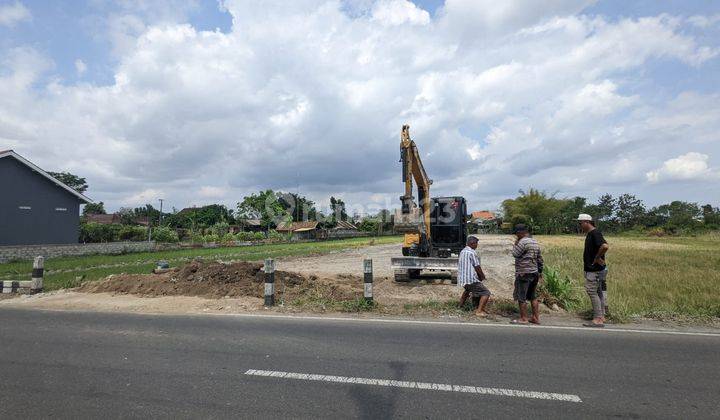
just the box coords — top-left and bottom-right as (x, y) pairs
(578, 214), (610, 327)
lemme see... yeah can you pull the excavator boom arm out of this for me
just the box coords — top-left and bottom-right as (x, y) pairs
(399, 124), (432, 243)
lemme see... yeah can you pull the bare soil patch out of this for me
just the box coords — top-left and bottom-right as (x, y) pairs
(7, 236), (518, 315)
(77, 259), (360, 302)
(278, 235), (516, 302)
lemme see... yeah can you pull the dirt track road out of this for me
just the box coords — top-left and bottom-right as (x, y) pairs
(279, 235), (516, 304)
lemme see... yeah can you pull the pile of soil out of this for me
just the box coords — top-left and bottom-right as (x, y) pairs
(78, 259), (359, 301)
(80, 260), (289, 298)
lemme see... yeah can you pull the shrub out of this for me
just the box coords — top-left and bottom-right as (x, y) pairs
(175, 228), (191, 241)
(646, 227), (666, 237)
(221, 232), (237, 243)
(539, 267), (579, 310)
(236, 231), (254, 241)
(151, 226), (180, 243)
(203, 233), (220, 243)
(118, 225), (148, 241)
(267, 229), (285, 241)
(189, 232), (204, 244)
(252, 232), (266, 241)
(79, 222), (119, 243)
(210, 221), (231, 236)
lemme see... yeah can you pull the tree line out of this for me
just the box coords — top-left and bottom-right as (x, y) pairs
(502, 189), (720, 235)
(70, 165), (717, 237)
(81, 190), (377, 231)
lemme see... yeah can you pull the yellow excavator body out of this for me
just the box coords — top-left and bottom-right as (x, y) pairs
(403, 232), (420, 249)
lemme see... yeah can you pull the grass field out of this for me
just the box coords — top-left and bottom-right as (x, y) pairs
(2, 233), (718, 322)
(537, 233), (720, 321)
(0, 236), (401, 291)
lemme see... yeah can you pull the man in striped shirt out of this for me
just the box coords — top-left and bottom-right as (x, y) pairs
(457, 236), (491, 317)
(511, 224), (543, 325)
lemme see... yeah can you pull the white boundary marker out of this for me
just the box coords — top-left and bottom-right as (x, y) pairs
(245, 369), (582, 403)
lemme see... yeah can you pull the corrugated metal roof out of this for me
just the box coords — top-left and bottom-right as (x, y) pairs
(334, 220), (358, 230)
(85, 214), (120, 224)
(276, 221), (320, 232)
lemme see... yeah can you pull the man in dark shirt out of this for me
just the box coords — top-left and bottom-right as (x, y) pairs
(578, 214), (610, 327)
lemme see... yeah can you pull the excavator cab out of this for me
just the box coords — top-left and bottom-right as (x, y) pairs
(392, 125), (468, 281)
(430, 196), (467, 258)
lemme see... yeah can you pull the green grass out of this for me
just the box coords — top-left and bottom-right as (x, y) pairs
(339, 298), (378, 312)
(537, 234), (720, 321)
(0, 236), (401, 292)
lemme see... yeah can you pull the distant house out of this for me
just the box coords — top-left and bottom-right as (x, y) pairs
(276, 221), (323, 240)
(0, 150), (92, 245)
(238, 219), (264, 232)
(84, 213), (149, 226)
(329, 220), (360, 238)
(470, 211), (496, 222)
(469, 210), (499, 233)
(84, 213), (122, 225)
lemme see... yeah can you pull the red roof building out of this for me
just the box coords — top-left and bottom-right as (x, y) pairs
(470, 211), (496, 221)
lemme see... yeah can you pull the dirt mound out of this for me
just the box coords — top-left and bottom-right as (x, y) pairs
(78, 259), (357, 301)
(79, 260), (296, 298)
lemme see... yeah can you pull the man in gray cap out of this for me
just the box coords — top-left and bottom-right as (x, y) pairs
(511, 224), (543, 324)
(578, 213), (610, 327)
(457, 235), (491, 317)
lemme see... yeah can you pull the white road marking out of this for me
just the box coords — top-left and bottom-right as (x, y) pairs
(244, 369), (582, 403)
(218, 312), (720, 338)
(26, 308), (720, 337)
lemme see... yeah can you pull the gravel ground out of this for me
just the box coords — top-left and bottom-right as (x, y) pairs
(277, 235), (516, 304)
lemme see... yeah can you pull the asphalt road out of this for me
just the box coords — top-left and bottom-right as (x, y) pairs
(1, 309), (718, 419)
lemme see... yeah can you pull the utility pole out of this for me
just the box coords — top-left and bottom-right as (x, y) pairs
(146, 203), (152, 242)
(158, 198), (164, 225)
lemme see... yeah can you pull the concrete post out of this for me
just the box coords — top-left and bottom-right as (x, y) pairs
(30, 256), (44, 293)
(264, 258), (275, 307)
(2, 281), (16, 294)
(363, 258), (373, 303)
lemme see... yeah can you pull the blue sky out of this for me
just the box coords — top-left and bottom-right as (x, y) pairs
(1, 0), (719, 213)
(0, 1), (232, 85)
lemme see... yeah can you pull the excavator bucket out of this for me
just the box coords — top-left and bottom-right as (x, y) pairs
(393, 207), (422, 233)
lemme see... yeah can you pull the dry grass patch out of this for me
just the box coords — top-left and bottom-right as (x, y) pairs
(536, 234), (720, 321)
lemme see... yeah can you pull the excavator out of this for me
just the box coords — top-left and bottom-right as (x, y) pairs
(391, 125), (468, 282)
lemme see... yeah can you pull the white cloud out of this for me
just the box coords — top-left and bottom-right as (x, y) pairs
(438, 0), (596, 39)
(1, 1), (719, 211)
(198, 186), (227, 199)
(0, 1), (30, 27)
(687, 14), (720, 28)
(74, 59), (87, 75)
(121, 188), (164, 207)
(372, 0), (430, 26)
(646, 152), (715, 183)
(609, 158), (642, 183)
(550, 80), (636, 127)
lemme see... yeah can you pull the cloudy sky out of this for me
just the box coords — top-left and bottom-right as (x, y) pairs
(1, 0), (719, 215)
